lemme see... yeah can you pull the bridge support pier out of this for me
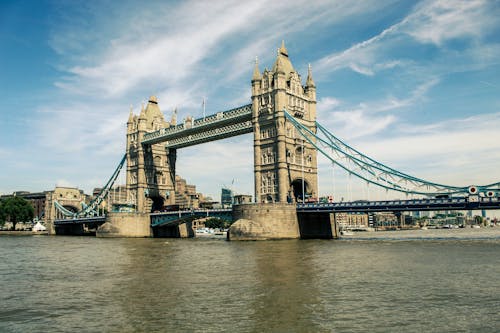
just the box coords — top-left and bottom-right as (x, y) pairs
(97, 212), (152, 238)
(228, 203), (340, 240)
(229, 203), (300, 240)
(297, 212), (339, 239)
(54, 223), (85, 236)
(153, 222), (194, 238)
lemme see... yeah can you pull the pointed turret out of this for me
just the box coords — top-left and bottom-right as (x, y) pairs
(139, 103), (146, 119)
(275, 49), (285, 74)
(279, 40), (288, 57)
(272, 40), (294, 76)
(252, 56), (262, 81)
(306, 63), (315, 88)
(127, 105), (134, 123)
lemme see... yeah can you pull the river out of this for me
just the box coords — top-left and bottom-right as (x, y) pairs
(1, 228), (499, 332)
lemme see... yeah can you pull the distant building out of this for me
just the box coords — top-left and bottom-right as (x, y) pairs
(373, 212), (398, 228)
(1, 191), (47, 220)
(336, 212), (368, 229)
(175, 175), (202, 209)
(221, 188), (233, 207)
(234, 194), (252, 205)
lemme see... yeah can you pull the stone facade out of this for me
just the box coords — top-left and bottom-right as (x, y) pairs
(97, 212), (151, 237)
(44, 187), (90, 234)
(229, 203), (300, 240)
(251, 41), (318, 203)
(126, 97), (177, 213)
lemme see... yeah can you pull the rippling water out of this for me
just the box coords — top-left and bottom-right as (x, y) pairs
(1, 228), (499, 332)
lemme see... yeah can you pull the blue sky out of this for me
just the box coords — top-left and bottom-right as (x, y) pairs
(1, 0), (499, 201)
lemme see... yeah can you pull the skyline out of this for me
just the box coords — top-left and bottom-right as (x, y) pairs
(1, 0), (500, 201)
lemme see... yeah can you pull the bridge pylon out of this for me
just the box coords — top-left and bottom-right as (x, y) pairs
(251, 41), (318, 203)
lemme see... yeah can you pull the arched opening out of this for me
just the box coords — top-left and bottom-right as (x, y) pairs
(264, 195), (274, 203)
(150, 196), (164, 213)
(291, 179), (309, 203)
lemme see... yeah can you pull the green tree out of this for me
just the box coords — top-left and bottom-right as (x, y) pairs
(0, 197), (34, 230)
(204, 217), (231, 229)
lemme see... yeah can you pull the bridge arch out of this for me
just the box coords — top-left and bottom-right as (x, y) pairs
(291, 178), (309, 203)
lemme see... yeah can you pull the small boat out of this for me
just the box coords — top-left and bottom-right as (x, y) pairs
(340, 230), (354, 236)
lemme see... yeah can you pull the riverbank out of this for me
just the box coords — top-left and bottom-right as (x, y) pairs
(339, 225), (500, 240)
(0, 230), (48, 236)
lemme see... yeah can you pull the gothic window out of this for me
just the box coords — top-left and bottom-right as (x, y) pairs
(296, 146), (304, 164)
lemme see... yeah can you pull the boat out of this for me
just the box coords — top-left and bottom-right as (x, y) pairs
(340, 230), (354, 236)
(32, 221), (47, 232)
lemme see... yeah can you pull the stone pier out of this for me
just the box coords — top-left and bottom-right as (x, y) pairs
(229, 203), (300, 240)
(229, 203), (338, 240)
(97, 212), (152, 238)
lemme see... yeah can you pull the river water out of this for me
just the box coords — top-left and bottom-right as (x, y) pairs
(1, 228), (499, 333)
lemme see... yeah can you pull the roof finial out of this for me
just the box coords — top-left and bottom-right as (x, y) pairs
(306, 63), (315, 88)
(279, 40), (288, 57)
(252, 56), (261, 81)
(128, 105), (134, 123)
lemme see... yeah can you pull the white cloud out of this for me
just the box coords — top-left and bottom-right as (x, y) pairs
(349, 112), (500, 185)
(405, 0), (495, 46)
(314, 0), (499, 78)
(317, 79), (439, 139)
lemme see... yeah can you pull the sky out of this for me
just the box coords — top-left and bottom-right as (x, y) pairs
(1, 0), (500, 201)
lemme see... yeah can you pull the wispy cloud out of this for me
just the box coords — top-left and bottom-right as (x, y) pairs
(317, 79), (439, 139)
(349, 112), (500, 184)
(405, 0), (496, 46)
(314, 0), (499, 78)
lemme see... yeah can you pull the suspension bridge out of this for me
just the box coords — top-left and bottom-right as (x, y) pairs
(50, 42), (500, 239)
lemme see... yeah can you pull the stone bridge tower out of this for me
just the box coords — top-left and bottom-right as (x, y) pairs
(251, 41), (318, 203)
(126, 97), (176, 213)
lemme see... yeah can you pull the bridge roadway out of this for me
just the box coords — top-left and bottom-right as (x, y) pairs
(52, 196), (500, 231)
(296, 196), (500, 213)
(54, 216), (106, 225)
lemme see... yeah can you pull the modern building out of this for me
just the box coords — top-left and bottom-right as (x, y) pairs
(221, 188), (233, 207)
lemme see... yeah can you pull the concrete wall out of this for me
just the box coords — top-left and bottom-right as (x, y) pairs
(97, 212), (152, 238)
(229, 203), (300, 240)
(153, 221), (194, 238)
(54, 223), (85, 236)
(297, 212), (339, 239)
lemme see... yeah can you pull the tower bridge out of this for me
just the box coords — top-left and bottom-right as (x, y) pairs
(47, 42), (500, 239)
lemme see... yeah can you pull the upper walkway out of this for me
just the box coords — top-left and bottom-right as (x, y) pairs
(142, 104), (252, 148)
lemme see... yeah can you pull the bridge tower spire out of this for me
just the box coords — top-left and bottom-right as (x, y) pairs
(251, 41), (318, 203)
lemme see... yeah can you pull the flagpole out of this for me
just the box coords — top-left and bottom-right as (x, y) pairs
(203, 98), (206, 119)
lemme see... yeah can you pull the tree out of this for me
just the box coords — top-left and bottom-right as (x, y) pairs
(0, 197), (34, 230)
(204, 217), (232, 229)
